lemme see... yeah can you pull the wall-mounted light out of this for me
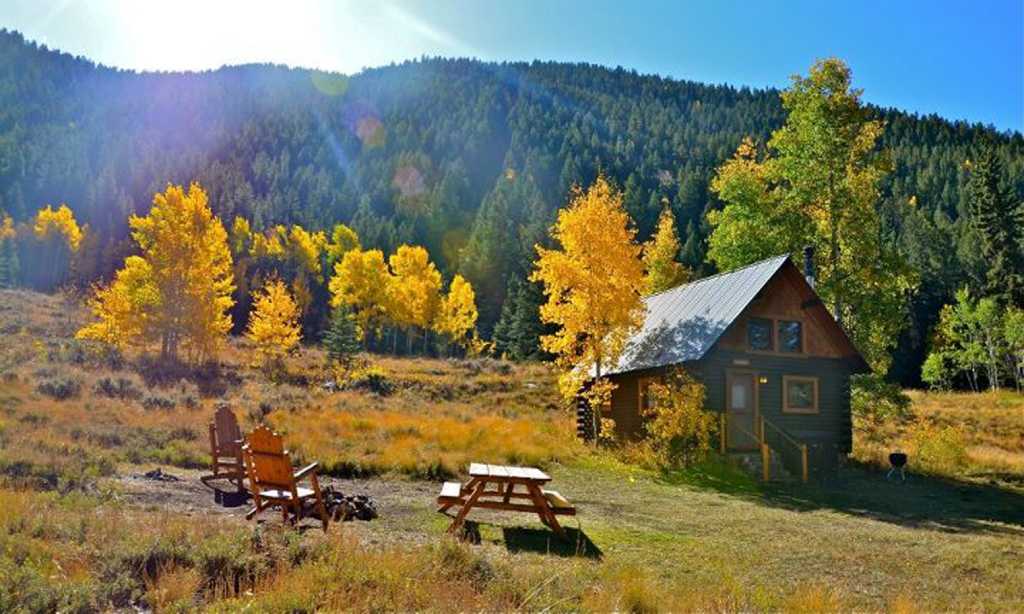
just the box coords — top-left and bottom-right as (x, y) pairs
(758, 376), (769, 385)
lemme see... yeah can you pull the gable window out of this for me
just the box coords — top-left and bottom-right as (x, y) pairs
(778, 320), (803, 353)
(783, 376), (818, 414)
(747, 318), (774, 351)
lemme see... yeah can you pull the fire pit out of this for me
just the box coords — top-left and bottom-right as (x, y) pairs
(887, 452), (908, 481)
(319, 486), (379, 521)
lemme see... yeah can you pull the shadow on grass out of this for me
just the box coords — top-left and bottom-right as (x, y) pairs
(649, 454), (1024, 535)
(654, 455), (762, 496)
(502, 525), (603, 559)
(690, 457), (1024, 536)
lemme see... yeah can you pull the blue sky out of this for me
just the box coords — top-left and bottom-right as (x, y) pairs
(3, 0), (1021, 131)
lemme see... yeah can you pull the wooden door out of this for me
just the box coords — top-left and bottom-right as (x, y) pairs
(725, 371), (758, 450)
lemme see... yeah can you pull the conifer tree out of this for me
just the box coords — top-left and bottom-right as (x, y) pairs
(968, 145), (1024, 306)
(642, 205), (690, 295)
(323, 305), (361, 368)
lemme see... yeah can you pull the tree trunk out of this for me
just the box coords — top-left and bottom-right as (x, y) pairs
(592, 358), (602, 444)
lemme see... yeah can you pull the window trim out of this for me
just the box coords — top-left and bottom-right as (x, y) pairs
(777, 319), (804, 354)
(747, 317), (775, 352)
(782, 375), (819, 414)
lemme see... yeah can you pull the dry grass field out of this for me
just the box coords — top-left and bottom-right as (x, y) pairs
(2, 289), (1024, 612)
(854, 389), (1024, 488)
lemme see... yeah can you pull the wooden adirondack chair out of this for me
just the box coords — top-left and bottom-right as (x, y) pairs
(242, 425), (330, 530)
(201, 405), (245, 492)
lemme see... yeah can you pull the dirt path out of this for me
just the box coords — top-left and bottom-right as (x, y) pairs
(111, 466), (444, 543)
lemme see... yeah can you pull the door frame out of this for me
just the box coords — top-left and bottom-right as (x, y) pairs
(725, 369), (760, 451)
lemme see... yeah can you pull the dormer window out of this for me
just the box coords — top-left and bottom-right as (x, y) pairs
(747, 318), (773, 351)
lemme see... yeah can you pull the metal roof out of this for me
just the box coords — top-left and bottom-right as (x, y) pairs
(603, 254), (791, 376)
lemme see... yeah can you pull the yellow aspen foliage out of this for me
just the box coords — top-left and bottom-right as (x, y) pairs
(0, 213), (15, 241)
(77, 256), (158, 347)
(530, 175), (645, 405)
(388, 244), (442, 333)
(0, 213), (17, 287)
(77, 182), (234, 363)
(33, 203), (83, 252)
(250, 225), (286, 259)
(328, 248), (392, 338)
(642, 205), (690, 295)
(246, 278), (301, 369)
(286, 224), (323, 281)
(290, 273), (313, 322)
(327, 223), (361, 265)
(435, 274), (478, 347)
(229, 216), (252, 256)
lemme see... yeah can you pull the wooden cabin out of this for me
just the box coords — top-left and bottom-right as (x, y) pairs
(587, 251), (869, 475)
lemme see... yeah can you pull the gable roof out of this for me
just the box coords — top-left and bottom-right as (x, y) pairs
(603, 254), (862, 376)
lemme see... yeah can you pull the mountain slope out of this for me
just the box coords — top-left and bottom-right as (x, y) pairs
(1, 29), (1021, 381)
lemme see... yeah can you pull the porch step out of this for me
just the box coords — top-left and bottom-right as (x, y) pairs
(729, 450), (795, 482)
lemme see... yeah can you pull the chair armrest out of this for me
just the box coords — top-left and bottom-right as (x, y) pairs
(293, 462), (320, 481)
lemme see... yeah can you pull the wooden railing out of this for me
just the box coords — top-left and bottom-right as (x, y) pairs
(760, 416), (808, 483)
(719, 413), (808, 483)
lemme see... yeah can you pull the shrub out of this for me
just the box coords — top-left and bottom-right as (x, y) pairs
(142, 393), (176, 411)
(345, 364), (394, 395)
(93, 375), (144, 400)
(452, 357), (513, 375)
(640, 368), (717, 469)
(908, 419), (968, 475)
(36, 373), (82, 400)
(851, 374), (912, 422)
(174, 381), (201, 409)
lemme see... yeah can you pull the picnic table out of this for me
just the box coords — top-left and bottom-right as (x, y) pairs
(437, 463), (576, 538)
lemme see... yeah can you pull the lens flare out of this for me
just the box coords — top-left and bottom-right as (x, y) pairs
(356, 116), (385, 147)
(392, 165), (426, 199)
(311, 71), (349, 97)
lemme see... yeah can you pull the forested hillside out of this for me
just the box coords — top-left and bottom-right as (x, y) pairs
(1, 29), (1021, 383)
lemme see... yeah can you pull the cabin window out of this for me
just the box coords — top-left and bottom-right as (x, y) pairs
(747, 318), (774, 351)
(778, 320), (803, 353)
(638, 377), (658, 414)
(783, 376), (818, 414)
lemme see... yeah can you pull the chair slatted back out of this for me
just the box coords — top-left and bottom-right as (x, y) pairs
(212, 405), (243, 458)
(244, 425), (295, 490)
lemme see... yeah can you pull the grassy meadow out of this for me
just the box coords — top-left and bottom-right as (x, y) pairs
(2, 288), (1024, 612)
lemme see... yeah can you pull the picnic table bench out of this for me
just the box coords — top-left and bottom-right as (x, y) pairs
(437, 463), (575, 537)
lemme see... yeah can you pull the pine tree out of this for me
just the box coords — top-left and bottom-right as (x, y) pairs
(968, 145), (1024, 306)
(508, 278), (549, 360)
(323, 305), (361, 368)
